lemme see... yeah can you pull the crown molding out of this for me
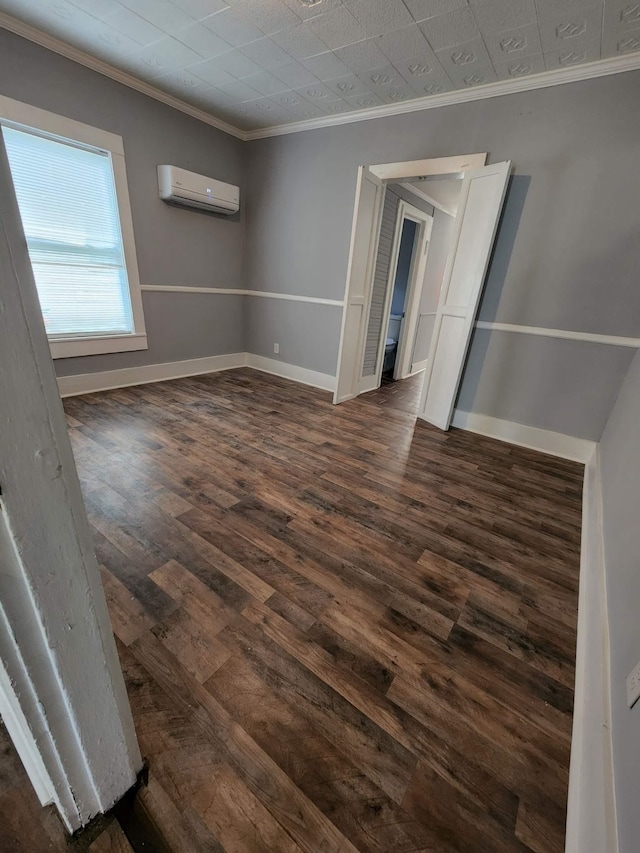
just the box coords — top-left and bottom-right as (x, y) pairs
(244, 51), (640, 140)
(3, 12), (640, 144)
(0, 12), (245, 140)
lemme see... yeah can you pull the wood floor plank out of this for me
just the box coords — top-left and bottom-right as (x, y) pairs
(1, 369), (581, 852)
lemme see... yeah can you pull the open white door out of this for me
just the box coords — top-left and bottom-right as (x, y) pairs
(334, 167), (385, 403)
(418, 161), (511, 429)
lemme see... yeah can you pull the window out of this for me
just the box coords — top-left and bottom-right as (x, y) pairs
(0, 96), (146, 359)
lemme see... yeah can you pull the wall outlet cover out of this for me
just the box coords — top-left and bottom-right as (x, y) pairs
(273, 342), (280, 354)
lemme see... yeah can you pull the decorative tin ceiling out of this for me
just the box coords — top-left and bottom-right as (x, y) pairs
(0, 0), (637, 132)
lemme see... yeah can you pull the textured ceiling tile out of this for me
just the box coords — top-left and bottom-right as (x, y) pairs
(543, 40), (601, 69)
(377, 83), (419, 103)
(153, 67), (214, 95)
(403, 0), (469, 24)
(211, 48), (264, 76)
(271, 60), (320, 86)
(241, 95), (293, 121)
(324, 73), (371, 97)
(356, 63), (403, 90)
(102, 6), (166, 46)
(172, 0), (230, 20)
(68, 0), (118, 19)
(124, 37), (204, 77)
(175, 22), (233, 57)
(334, 38), (389, 71)
(344, 0), (414, 37)
(281, 0), (343, 22)
(435, 36), (491, 72)
(306, 6), (368, 49)
(294, 80), (340, 104)
(445, 62), (498, 86)
(322, 98), (357, 114)
(602, 28), (640, 55)
(242, 69), (290, 94)
(271, 22), (329, 59)
(300, 50), (351, 79)
(186, 56), (237, 84)
(603, 0), (640, 32)
(118, 0), (194, 31)
(239, 36), (292, 68)
(272, 90), (306, 108)
(393, 56), (454, 92)
(376, 23), (434, 61)
(344, 91), (385, 108)
(420, 8), (480, 49)
(216, 77), (264, 99)
(534, 0), (601, 13)
(200, 7), (264, 45)
(237, 0), (300, 35)
(493, 52), (545, 79)
(483, 22), (542, 63)
(469, 0), (537, 33)
(538, 4), (604, 52)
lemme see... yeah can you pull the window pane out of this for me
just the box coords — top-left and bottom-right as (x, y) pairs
(2, 125), (134, 338)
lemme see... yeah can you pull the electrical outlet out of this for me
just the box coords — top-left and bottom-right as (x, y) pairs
(273, 342), (280, 355)
(626, 659), (640, 708)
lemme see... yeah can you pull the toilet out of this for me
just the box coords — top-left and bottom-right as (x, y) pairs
(382, 315), (403, 375)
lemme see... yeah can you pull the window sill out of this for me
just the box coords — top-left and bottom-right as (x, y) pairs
(50, 333), (148, 360)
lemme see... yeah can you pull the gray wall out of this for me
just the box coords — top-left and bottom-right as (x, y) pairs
(599, 347), (640, 853)
(0, 28), (246, 375)
(245, 70), (640, 439)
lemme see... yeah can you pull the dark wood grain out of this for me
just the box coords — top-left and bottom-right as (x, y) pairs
(1, 369), (582, 851)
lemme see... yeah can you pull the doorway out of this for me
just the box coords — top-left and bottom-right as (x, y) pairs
(334, 154), (511, 432)
(380, 198), (433, 388)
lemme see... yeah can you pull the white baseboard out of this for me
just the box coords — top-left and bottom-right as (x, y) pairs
(57, 352), (336, 397)
(246, 353), (336, 392)
(57, 352), (246, 397)
(410, 359), (428, 374)
(566, 447), (618, 853)
(451, 410), (596, 463)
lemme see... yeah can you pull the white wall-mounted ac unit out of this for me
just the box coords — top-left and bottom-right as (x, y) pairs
(157, 165), (239, 215)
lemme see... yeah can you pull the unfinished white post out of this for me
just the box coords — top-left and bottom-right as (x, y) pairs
(0, 133), (142, 832)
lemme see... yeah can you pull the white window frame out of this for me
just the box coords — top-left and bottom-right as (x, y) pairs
(0, 95), (147, 359)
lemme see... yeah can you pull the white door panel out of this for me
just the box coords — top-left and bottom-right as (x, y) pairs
(334, 167), (384, 403)
(418, 161), (511, 429)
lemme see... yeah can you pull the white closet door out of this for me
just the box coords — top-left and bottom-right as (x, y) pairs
(334, 167), (385, 403)
(418, 161), (511, 429)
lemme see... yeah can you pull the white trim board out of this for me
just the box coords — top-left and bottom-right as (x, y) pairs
(2, 12), (640, 142)
(57, 352), (336, 397)
(140, 285), (343, 307)
(246, 354), (335, 391)
(451, 410), (596, 463)
(565, 447), (618, 853)
(475, 321), (640, 348)
(57, 352), (247, 397)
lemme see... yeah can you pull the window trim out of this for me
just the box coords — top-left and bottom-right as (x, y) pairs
(0, 95), (147, 359)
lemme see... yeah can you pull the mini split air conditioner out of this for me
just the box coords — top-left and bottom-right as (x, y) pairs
(157, 165), (239, 215)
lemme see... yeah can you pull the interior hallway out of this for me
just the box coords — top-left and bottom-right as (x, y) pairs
(2, 369), (581, 851)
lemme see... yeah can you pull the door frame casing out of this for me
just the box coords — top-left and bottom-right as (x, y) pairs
(0, 131), (142, 832)
(392, 203), (433, 382)
(370, 200), (432, 390)
(334, 166), (386, 403)
(335, 153), (487, 405)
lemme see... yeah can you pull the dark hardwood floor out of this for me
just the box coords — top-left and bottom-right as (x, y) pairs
(2, 368), (583, 852)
